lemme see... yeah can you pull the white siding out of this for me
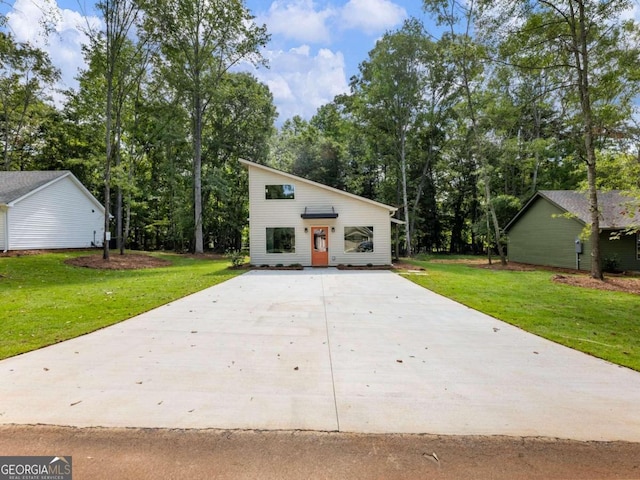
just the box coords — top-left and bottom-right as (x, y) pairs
(248, 166), (393, 266)
(0, 208), (6, 251)
(8, 175), (105, 250)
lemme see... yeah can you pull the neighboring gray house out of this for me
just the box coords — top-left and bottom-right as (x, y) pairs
(0, 171), (105, 252)
(505, 190), (640, 272)
(241, 159), (399, 266)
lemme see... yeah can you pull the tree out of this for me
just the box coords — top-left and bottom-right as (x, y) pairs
(139, 0), (269, 253)
(350, 18), (430, 256)
(89, 0), (144, 260)
(477, 0), (640, 278)
(424, 0), (508, 265)
(0, 32), (59, 171)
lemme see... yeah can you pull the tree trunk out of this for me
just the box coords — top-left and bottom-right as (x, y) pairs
(193, 91), (204, 254)
(400, 131), (412, 257)
(103, 76), (112, 261)
(571, 0), (602, 280)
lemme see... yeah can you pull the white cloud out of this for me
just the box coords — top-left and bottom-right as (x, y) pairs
(340, 0), (406, 34)
(6, 0), (100, 103)
(261, 0), (336, 43)
(254, 45), (349, 122)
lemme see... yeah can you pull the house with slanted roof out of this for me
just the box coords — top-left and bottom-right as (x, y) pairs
(240, 159), (400, 267)
(505, 190), (640, 272)
(0, 171), (105, 252)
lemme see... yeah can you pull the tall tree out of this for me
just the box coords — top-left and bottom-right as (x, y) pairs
(350, 18), (429, 256)
(424, 0), (508, 265)
(91, 0), (143, 260)
(139, 0), (269, 253)
(477, 0), (640, 278)
(0, 32), (59, 171)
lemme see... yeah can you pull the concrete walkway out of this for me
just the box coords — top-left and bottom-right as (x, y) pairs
(1, 269), (639, 441)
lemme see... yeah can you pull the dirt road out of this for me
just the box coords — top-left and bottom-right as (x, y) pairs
(1, 425), (639, 479)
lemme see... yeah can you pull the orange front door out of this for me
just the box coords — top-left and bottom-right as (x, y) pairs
(311, 226), (329, 266)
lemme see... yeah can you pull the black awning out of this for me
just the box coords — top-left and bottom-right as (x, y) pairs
(301, 206), (338, 219)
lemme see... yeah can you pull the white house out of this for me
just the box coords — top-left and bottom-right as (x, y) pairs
(241, 159), (399, 267)
(0, 171), (105, 252)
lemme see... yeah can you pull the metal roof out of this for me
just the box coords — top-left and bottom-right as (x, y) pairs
(0, 171), (69, 205)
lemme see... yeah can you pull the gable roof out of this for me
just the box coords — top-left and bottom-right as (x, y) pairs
(239, 159), (398, 213)
(505, 190), (640, 231)
(0, 170), (105, 213)
(0, 171), (70, 205)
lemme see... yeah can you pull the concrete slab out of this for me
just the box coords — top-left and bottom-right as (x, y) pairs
(1, 269), (639, 441)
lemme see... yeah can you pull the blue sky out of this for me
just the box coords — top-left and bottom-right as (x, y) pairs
(2, 0), (431, 123)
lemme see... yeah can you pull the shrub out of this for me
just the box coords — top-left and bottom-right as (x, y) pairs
(603, 255), (622, 273)
(225, 250), (246, 268)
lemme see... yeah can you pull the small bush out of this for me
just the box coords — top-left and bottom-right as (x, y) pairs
(289, 263), (302, 267)
(276, 263), (284, 268)
(367, 263), (373, 267)
(603, 255), (622, 273)
(225, 250), (246, 268)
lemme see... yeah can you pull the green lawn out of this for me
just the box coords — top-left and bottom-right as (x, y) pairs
(0, 251), (242, 359)
(400, 257), (640, 371)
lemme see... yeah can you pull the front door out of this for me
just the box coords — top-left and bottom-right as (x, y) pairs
(311, 226), (329, 266)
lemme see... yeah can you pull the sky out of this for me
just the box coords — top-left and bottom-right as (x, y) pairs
(1, 0), (431, 124)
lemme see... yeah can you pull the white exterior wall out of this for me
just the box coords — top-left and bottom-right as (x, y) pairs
(7, 175), (105, 250)
(247, 165), (393, 266)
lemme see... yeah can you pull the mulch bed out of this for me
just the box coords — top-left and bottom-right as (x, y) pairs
(552, 274), (640, 295)
(65, 254), (171, 270)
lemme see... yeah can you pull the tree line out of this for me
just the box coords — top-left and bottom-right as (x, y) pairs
(1, 0), (639, 279)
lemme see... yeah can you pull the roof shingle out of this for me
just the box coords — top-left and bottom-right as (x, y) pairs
(539, 190), (639, 229)
(0, 171), (69, 205)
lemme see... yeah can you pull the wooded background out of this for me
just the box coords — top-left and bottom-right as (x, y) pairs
(2, 0), (639, 274)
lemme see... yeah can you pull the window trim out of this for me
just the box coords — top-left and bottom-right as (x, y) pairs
(265, 184), (295, 200)
(266, 227), (296, 254)
(344, 226), (374, 253)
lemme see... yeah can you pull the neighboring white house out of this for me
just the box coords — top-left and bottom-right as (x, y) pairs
(0, 171), (105, 252)
(241, 159), (399, 267)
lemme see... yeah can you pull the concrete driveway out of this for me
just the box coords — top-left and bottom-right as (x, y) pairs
(1, 269), (640, 441)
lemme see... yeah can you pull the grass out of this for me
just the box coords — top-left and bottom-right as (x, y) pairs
(0, 251), (242, 360)
(400, 257), (640, 371)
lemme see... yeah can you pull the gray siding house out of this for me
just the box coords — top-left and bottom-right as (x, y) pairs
(241, 159), (399, 267)
(505, 190), (640, 272)
(0, 171), (105, 252)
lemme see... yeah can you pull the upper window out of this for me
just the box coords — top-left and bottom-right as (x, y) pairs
(265, 184), (295, 200)
(344, 226), (374, 253)
(266, 227), (295, 253)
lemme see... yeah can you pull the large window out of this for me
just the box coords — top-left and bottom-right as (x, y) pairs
(265, 184), (295, 200)
(267, 228), (295, 253)
(344, 226), (374, 253)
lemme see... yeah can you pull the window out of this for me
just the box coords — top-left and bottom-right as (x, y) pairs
(265, 184), (295, 199)
(266, 228), (295, 253)
(344, 226), (374, 253)
(637, 232), (640, 260)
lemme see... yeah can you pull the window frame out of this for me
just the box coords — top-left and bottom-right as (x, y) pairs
(265, 184), (295, 200)
(266, 227), (296, 254)
(344, 226), (374, 253)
